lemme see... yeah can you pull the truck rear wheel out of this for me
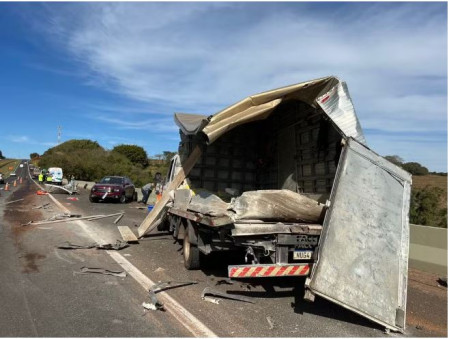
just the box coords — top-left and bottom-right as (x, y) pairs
(183, 231), (200, 270)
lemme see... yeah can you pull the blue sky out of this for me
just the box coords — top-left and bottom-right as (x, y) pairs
(0, 2), (447, 171)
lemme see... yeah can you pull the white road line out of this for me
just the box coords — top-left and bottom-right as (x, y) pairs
(27, 167), (217, 337)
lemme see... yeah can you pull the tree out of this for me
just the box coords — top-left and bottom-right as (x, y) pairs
(384, 155), (404, 167)
(0, 150), (4, 159)
(112, 144), (149, 167)
(30, 153), (39, 159)
(163, 151), (177, 162)
(402, 162), (429, 176)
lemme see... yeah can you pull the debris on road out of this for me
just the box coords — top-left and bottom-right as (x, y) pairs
(32, 203), (50, 210)
(203, 296), (220, 304)
(96, 240), (129, 250)
(266, 316), (275, 330)
(3, 198), (24, 205)
(58, 242), (97, 250)
(57, 240), (129, 251)
(154, 267), (165, 272)
(36, 190), (48, 195)
(113, 213), (124, 224)
(22, 212), (124, 226)
(67, 197), (79, 201)
(144, 280), (198, 312)
(74, 267), (127, 278)
(201, 287), (254, 304)
(215, 278), (234, 286)
(117, 226), (139, 243)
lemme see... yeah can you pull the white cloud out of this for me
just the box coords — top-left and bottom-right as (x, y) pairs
(24, 2), (447, 170)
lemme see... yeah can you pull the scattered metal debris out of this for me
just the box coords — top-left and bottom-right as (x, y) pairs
(203, 296), (220, 304)
(266, 316), (275, 330)
(22, 212), (124, 226)
(144, 280), (198, 312)
(96, 240), (129, 250)
(201, 287), (254, 304)
(58, 242), (97, 250)
(57, 240), (129, 251)
(215, 278), (234, 286)
(74, 267), (127, 278)
(114, 213), (124, 224)
(3, 198), (24, 205)
(32, 203), (50, 210)
(67, 197), (79, 201)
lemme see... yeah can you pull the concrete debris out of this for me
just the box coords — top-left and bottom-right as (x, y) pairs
(74, 267), (127, 278)
(266, 316), (275, 330)
(201, 287), (254, 304)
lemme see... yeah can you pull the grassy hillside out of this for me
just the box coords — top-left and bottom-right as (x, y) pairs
(412, 175), (447, 210)
(0, 159), (20, 177)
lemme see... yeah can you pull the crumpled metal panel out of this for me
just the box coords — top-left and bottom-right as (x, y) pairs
(316, 81), (367, 145)
(308, 138), (411, 332)
(230, 190), (325, 223)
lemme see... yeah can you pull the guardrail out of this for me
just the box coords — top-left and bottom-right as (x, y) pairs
(409, 224), (447, 276)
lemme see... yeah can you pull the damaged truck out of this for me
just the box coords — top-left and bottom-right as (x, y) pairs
(137, 76), (412, 332)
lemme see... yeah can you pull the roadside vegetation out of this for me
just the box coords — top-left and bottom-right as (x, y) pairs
(385, 155), (447, 228)
(36, 139), (174, 187)
(0, 159), (20, 177)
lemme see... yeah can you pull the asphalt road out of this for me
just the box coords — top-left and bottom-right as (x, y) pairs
(0, 162), (447, 337)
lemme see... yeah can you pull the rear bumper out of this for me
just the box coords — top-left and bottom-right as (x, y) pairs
(228, 264), (311, 278)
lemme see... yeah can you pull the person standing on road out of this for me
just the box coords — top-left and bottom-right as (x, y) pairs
(140, 182), (153, 204)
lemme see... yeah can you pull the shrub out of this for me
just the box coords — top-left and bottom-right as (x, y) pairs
(410, 186), (447, 227)
(112, 144), (149, 167)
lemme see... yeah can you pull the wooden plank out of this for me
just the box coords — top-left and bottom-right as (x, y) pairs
(117, 226), (139, 243)
(138, 146), (203, 237)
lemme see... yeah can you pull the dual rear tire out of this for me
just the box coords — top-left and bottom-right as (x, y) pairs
(183, 231), (200, 270)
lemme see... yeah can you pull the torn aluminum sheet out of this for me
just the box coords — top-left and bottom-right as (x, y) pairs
(230, 190), (325, 223)
(96, 240), (129, 250)
(187, 191), (230, 217)
(57, 242), (97, 250)
(32, 203), (50, 210)
(201, 287), (254, 304)
(44, 183), (77, 195)
(74, 267), (127, 277)
(203, 296), (220, 304)
(145, 280), (198, 312)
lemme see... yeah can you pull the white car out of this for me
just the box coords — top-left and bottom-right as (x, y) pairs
(20, 164), (24, 168)
(10, 172), (16, 176)
(0, 173), (4, 184)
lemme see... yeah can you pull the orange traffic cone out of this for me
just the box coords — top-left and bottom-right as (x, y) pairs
(4, 182), (9, 191)
(13, 180), (17, 187)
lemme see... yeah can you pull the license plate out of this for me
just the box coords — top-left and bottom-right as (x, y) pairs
(293, 250), (313, 260)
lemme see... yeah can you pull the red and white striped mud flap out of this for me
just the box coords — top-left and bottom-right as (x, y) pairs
(228, 264), (311, 278)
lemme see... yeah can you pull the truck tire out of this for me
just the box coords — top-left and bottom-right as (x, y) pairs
(183, 231), (200, 270)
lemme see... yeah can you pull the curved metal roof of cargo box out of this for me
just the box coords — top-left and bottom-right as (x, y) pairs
(174, 76), (366, 145)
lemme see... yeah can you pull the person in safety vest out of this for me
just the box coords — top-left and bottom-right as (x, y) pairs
(38, 173), (44, 183)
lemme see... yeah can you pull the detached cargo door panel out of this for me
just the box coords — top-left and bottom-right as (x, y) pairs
(308, 138), (412, 332)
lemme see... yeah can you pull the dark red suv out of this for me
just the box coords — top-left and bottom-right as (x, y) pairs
(89, 176), (136, 203)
